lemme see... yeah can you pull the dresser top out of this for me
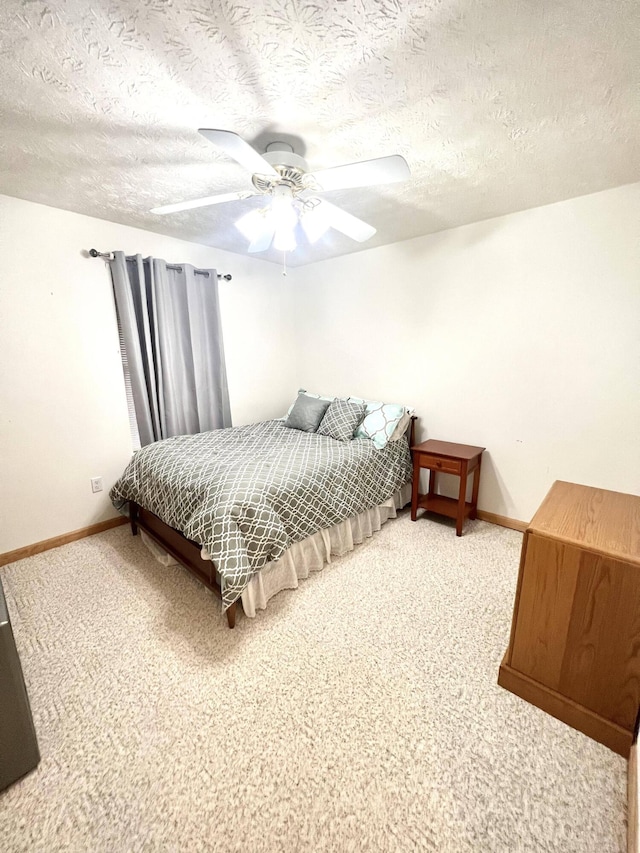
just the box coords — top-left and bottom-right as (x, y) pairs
(529, 481), (640, 564)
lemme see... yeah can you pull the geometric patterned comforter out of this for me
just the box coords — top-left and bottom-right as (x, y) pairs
(110, 420), (412, 610)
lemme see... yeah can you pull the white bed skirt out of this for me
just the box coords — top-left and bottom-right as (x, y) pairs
(140, 481), (412, 618)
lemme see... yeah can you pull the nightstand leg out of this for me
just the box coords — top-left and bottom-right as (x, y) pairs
(456, 461), (468, 536)
(411, 460), (421, 521)
(428, 469), (436, 498)
(470, 457), (482, 520)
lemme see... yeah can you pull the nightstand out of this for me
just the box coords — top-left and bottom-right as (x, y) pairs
(411, 439), (485, 536)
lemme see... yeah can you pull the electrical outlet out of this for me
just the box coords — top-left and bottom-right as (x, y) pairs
(90, 477), (104, 493)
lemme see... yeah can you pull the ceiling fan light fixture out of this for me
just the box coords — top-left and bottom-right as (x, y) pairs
(269, 185), (298, 252)
(301, 205), (331, 243)
(235, 207), (268, 241)
(271, 185), (297, 230)
(273, 225), (297, 252)
(152, 129), (406, 256)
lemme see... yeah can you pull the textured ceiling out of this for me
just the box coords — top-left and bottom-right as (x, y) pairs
(1, 0), (639, 267)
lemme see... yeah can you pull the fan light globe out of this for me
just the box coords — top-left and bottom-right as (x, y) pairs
(271, 187), (297, 226)
(301, 206), (331, 243)
(273, 224), (296, 252)
(271, 186), (297, 251)
(235, 208), (267, 241)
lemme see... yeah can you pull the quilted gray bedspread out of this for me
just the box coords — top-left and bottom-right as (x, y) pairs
(111, 420), (412, 610)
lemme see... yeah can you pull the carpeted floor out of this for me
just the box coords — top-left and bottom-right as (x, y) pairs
(0, 512), (626, 852)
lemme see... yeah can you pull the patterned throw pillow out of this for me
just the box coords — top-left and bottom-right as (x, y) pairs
(317, 399), (367, 442)
(349, 397), (409, 450)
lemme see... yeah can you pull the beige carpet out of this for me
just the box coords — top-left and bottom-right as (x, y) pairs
(0, 513), (626, 852)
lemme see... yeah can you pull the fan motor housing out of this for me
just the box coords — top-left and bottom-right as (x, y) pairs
(251, 147), (309, 195)
(261, 148), (308, 172)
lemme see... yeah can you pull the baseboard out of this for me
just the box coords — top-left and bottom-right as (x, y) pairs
(476, 510), (528, 532)
(0, 508), (526, 566)
(498, 658), (631, 757)
(0, 517), (128, 568)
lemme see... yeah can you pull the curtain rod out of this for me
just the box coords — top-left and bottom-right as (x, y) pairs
(88, 249), (232, 280)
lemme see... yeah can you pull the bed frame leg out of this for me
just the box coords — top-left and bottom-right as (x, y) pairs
(226, 602), (237, 629)
(130, 502), (138, 536)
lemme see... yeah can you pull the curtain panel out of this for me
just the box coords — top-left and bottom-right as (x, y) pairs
(110, 252), (231, 446)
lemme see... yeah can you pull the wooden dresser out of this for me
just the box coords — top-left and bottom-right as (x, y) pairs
(498, 480), (640, 757)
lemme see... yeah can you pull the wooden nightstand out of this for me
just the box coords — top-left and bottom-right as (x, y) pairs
(411, 440), (485, 536)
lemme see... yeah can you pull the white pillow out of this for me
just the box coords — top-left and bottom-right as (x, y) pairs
(388, 410), (413, 442)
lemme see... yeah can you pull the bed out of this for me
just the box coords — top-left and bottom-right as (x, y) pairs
(111, 400), (416, 628)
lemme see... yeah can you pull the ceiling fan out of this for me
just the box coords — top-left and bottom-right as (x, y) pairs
(151, 129), (410, 253)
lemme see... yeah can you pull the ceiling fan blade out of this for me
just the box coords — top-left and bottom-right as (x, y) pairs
(151, 191), (254, 215)
(248, 219), (276, 253)
(198, 128), (279, 177)
(311, 199), (376, 242)
(309, 154), (410, 192)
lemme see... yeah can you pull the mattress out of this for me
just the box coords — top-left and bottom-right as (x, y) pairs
(111, 419), (412, 609)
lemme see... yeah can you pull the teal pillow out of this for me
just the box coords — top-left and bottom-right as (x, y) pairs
(349, 397), (408, 450)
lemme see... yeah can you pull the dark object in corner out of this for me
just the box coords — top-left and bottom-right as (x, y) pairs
(0, 579), (40, 791)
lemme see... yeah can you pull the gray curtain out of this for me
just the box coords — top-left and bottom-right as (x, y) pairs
(110, 252), (231, 446)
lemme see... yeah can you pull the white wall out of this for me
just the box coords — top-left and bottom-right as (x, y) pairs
(291, 182), (640, 522)
(0, 195), (296, 552)
(2, 182), (638, 551)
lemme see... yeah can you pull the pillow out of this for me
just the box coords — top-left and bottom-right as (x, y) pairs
(349, 397), (409, 450)
(284, 392), (331, 432)
(317, 399), (367, 442)
(284, 388), (334, 419)
(389, 410), (412, 442)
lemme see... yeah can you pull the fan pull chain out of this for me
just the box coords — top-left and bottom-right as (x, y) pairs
(282, 252), (287, 277)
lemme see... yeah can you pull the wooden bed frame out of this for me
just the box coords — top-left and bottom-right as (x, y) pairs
(128, 416), (417, 629)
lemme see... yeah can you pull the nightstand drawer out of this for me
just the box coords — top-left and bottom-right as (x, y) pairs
(418, 454), (462, 475)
